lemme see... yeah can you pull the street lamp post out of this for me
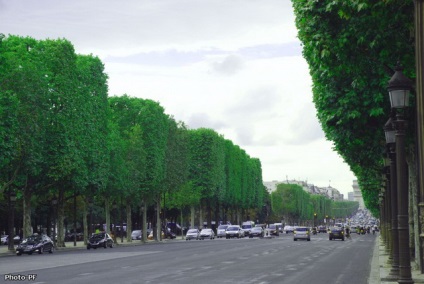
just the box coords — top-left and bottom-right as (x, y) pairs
(385, 117), (399, 278)
(314, 213), (317, 227)
(387, 64), (413, 283)
(8, 190), (16, 251)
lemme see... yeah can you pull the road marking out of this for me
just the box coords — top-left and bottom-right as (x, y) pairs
(78, 273), (93, 276)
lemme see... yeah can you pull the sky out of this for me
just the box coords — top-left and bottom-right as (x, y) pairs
(0, 0), (357, 197)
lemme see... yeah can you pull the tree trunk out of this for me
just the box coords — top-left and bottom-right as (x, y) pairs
(199, 205), (203, 229)
(126, 202), (132, 242)
(83, 199), (88, 245)
(23, 189), (32, 239)
(190, 205), (195, 229)
(56, 189), (65, 247)
(156, 195), (161, 241)
(105, 198), (111, 234)
(142, 200), (147, 243)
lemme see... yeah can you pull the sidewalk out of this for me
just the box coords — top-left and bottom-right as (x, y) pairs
(372, 236), (424, 283)
(0, 236), (182, 257)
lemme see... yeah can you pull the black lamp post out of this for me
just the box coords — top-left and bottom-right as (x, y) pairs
(387, 64), (413, 284)
(8, 190), (16, 251)
(52, 197), (57, 248)
(313, 213), (317, 227)
(385, 117), (400, 278)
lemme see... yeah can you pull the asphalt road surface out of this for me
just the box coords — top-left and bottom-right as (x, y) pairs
(0, 232), (376, 284)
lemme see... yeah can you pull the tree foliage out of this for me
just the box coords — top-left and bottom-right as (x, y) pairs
(291, 0), (415, 215)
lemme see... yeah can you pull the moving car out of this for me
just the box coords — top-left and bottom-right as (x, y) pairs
(87, 232), (114, 249)
(217, 225), (229, 238)
(293, 227), (311, 241)
(241, 221), (255, 237)
(185, 229), (200, 240)
(249, 226), (264, 238)
(318, 225), (327, 233)
(226, 225), (243, 239)
(16, 234), (54, 255)
(199, 228), (215, 240)
(283, 225), (294, 234)
(268, 224), (279, 236)
(329, 227), (345, 241)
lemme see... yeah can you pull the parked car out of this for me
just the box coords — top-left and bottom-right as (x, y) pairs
(16, 234), (54, 255)
(329, 227), (345, 241)
(131, 230), (142, 240)
(293, 227), (311, 241)
(185, 229), (200, 240)
(226, 225), (243, 239)
(241, 221), (255, 237)
(249, 226), (264, 238)
(1, 235), (21, 245)
(274, 223), (283, 233)
(216, 225), (229, 238)
(199, 228), (215, 240)
(87, 232), (114, 249)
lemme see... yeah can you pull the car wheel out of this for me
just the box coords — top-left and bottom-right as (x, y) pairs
(87, 245), (90, 250)
(104, 242), (107, 249)
(49, 246), (53, 254)
(28, 251), (33, 255)
(110, 242), (113, 248)
(16, 252), (22, 256)
(329, 237), (332, 240)
(38, 247), (43, 254)
(307, 238), (311, 241)
(294, 238), (297, 241)
(342, 238), (345, 241)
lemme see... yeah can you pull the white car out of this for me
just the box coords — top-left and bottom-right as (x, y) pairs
(185, 229), (200, 240)
(225, 225), (243, 239)
(217, 225), (229, 238)
(199, 228), (215, 240)
(293, 227), (311, 241)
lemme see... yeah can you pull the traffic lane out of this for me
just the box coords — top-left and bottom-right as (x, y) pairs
(0, 233), (376, 284)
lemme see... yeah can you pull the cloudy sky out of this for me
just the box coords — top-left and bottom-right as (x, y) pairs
(0, 0), (357, 196)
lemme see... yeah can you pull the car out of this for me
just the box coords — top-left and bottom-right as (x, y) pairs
(268, 224), (279, 236)
(318, 225), (327, 233)
(226, 225), (243, 239)
(293, 227), (311, 241)
(1, 235), (21, 245)
(131, 230), (142, 240)
(217, 225), (229, 238)
(274, 223), (283, 233)
(16, 234), (54, 255)
(185, 229), (200, 240)
(329, 227), (345, 241)
(249, 226), (264, 238)
(283, 225), (294, 234)
(199, 228), (215, 240)
(241, 221), (255, 237)
(87, 232), (114, 249)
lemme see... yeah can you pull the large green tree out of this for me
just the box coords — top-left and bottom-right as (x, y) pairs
(291, 0), (415, 215)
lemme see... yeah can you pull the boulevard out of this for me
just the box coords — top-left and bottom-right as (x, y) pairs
(0, 232), (376, 284)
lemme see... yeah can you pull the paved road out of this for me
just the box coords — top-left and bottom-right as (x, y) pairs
(0, 232), (376, 284)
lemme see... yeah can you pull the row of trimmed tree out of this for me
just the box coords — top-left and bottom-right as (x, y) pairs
(270, 183), (359, 225)
(0, 35), (266, 244)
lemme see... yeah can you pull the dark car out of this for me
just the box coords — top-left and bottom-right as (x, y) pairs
(87, 233), (114, 249)
(16, 234), (54, 256)
(329, 227), (345, 241)
(318, 225), (327, 233)
(249, 227), (264, 238)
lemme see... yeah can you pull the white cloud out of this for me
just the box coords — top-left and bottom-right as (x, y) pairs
(0, 0), (357, 197)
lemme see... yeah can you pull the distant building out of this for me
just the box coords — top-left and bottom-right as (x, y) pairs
(263, 179), (344, 201)
(352, 180), (365, 209)
(347, 192), (354, 201)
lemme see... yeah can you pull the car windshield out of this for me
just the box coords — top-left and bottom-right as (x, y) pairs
(296, 228), (308, 231)
(187, 229), (198, 233)
(218, 225), (228, 229)
(201, 229), (211, 232)
(22, 235), (41, 243)
(269, 224), (276, 229)
(227, 227), (238, 230)
(91, 233), (105, 240)
(241, 225), (252, 229)
(252, 227), (261, 231)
